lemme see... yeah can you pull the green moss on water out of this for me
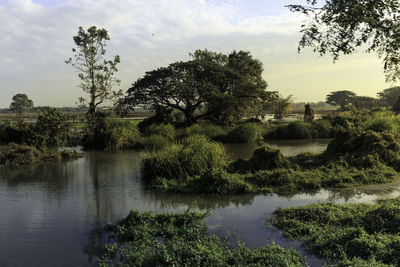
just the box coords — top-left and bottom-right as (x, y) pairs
(271, 198), (400, 266)
(98, 210), (306, 267)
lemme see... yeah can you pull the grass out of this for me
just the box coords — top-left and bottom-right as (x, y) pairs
(0, 143), (83, 167)
(271, 198), (400, 266)
(98, 210), (306, 267)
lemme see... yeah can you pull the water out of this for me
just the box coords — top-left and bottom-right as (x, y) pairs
(1, 141), (399, 267)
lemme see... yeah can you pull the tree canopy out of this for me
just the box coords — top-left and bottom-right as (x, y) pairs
(66, 26), (122, 114)
(124, 50), (269, 125)
(9, 93), (34, 117)
(377, 86), (400, 107)
(326, 90), (356, 110)
(288, 0), (400, 81)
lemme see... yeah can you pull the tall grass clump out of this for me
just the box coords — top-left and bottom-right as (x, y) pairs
(179, 123), (227, 140)
(265, 121), (320, 140)
(141, 135), (229, 181)
(225, 123), (265, 143)
(144, 123), (176, 140)
(363, 112), (400, 132)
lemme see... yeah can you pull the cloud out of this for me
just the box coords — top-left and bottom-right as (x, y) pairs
(0, 0), (387, 107)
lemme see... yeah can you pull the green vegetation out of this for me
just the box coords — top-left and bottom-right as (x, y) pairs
(271, 198), (400, 266)
(143, 127), (400, 194)
(9, 93), (34, 118)
(66, 26), (122, 114)
(224, 123), (265, 143)
(98, 210), (305, 267)
(0, 143), (82, 167)
(265, 121), (333, 140)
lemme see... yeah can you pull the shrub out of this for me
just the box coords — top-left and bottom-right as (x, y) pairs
(144, 123), (176, 140)
(141, 135), (229, 181)
(83, 112), (140, 150)
(265, 121), (322, 140)
(225, 123), (265, 143)
(135, 134), (170, 150)
(179, 123), (227, 140)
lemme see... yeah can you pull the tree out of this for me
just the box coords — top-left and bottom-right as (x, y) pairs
(350, 96), (379, 109)
(32, 107), (71, 149)
(288, 0), (400, 81)
(393, 96), (400, 114)
(273, 95), (293, 119)
(377, 86), (400, 107)
(125, 50), (269, 125)
(9, 93), (34, 117)
(326, 90), (356, 110)
(66, 26), (122, 114)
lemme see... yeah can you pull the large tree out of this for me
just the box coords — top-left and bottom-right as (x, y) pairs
(326, 90), (356, 110)
(377, 86), (400, 107)
(66, 26), (122, 114)
(350, 95), (379, 109)
(9, 93), (34, 117)
(125, 50), (268, 125)
(288, 0), (400, 81)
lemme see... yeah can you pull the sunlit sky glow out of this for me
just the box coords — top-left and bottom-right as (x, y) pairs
(0, 0), (395, 108)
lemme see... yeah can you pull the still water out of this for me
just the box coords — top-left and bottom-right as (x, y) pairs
(1, 140), (399, 267)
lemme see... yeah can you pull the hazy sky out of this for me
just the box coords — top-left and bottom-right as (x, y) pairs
(0, 0), (395, 108)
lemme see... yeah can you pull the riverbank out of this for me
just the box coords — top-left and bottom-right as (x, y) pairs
(0, 143), (83, 168)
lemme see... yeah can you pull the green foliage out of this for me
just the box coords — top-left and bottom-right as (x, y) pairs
(225, 123), (265, 143)
(141, 135), (229, 181)
(9, 93), (34, 116)
(272, 198), (400, 266)
(265, 121), (332, 140)
(66, 26), (122, 114)
(179, 123), (227, 140)
(231, 145), (288, 173)
(289, 0), (400, 81)
(125, 49), (270, 125)
(325, 90), (357, 110)
(98, 210), (305, 267)
(392, 96), (400, 115)
(83, 112), (140, 150)
(273, 94), (293, 119)
(137, 107), (184, 133)
(31, 107), (71, 149)
(378, 87), (400, 107)
(0, 144), (82, 167)
(144, 123), (176, 141)
(135, 134), (170, 150)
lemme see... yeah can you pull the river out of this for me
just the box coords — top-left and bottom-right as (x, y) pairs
(1, 139), (399, 267)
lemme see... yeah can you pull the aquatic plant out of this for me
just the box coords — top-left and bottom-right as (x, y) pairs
(271, 198), (400, 266)
(98, 210), (306, 267)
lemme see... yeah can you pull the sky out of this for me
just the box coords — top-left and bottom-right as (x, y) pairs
(0, 0), (395, 108)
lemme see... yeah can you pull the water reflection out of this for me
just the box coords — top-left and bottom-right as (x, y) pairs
(0, 142), (399, 267)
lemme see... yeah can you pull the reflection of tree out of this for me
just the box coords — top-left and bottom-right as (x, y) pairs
(327, 176), (400, 202)
(0, 161), (78, 200)
(148, 191), (256, 210)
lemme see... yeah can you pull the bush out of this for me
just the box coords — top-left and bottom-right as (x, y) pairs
(225, 123), (265, 143)
(137, 107), (184, 133)
(141, 135), (229, 181)
(83, 112), (140, 150)
(231, 145), (288, 173)
(144, 123), (176, 140)
(135, 134), (170, 150)
(265, 121), (321, 140)
(179, 123), (227, 140)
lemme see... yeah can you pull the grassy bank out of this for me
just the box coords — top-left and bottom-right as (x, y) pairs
(0, 144), (83, 167)
(271, 198), (400, 266)
(98, 210), (306, 267)
(142, 130), (400, 195)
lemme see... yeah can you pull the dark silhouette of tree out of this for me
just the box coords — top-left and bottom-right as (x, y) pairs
(350, 96), (379, 109)
(377, 87), (400, 107)
(304, 103), (315, 123)
(66, 26), (122, 114)
(288, 0), (400, 81)
(326, 90), (356, 110)
(9, 93), (34, 118)
(125, 50), (269, 125)
(393, 96), (400, 114)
